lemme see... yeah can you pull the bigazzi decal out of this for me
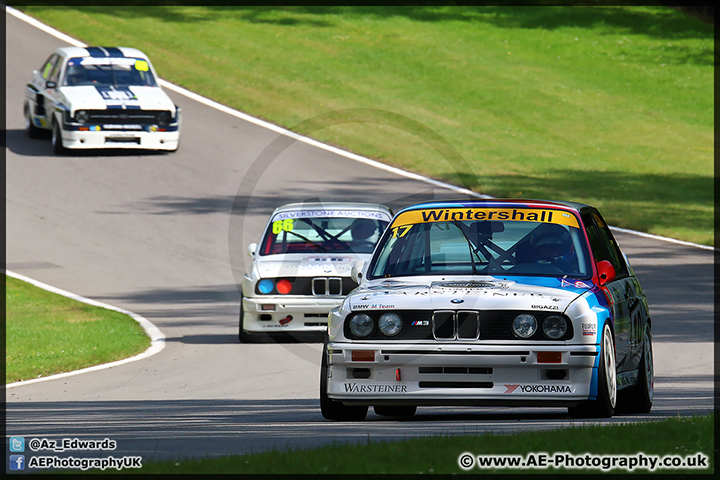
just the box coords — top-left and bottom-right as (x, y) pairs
(392, 208), (579, 229)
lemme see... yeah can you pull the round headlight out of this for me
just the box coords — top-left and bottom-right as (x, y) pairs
(542, 315), (567, 339)
(378, 313), (403, 337)
(75, 110), (89, 123)
(157, 111), (171, 125)
(512, 314), (537, 339)
(257, 279), (274, 294)
(276, 279), (292, 294)
(349, 313), (374, 337)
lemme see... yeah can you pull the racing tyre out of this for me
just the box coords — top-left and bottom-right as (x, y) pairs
(320, 342), (368, 421)
(618, 326), (653, 414)
(25, 105), (43, 139)
(238, 293), (267, 343)
(373, 405), (417, 418)
(568, 322), (616, 418)
(52, 120), (67, 155)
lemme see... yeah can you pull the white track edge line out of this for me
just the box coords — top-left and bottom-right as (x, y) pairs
(8, 5), (714, 252)
(5, 270), (166, 389)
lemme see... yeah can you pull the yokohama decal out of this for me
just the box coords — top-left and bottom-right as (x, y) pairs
(504, 384), (573, 394)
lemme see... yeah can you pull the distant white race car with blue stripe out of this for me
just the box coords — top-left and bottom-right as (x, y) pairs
(321, 199), (654, 421)
(24, 46), (180, 154)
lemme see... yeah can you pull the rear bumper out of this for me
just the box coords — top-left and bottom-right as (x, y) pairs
(326, 342), (600, 407)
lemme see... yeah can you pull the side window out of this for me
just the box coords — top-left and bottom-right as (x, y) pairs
(581, 211), (629, 278)
(48, 58), (63, 84)
(40, 55), (60, 80)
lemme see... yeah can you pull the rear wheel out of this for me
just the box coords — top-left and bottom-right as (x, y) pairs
(618, 326), (653, 413)
(568, 322), (616, 418)
(320, 342), (368, 421)
(24, 104), (43, 138)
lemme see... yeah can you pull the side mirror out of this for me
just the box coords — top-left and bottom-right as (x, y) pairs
(351, 260), (365, 284)
(46, 81), (57, 89)
(247, 243), (257, 259)
(597, 260), (616, 286)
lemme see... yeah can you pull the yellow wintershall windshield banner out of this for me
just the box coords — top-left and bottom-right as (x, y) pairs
(392, 208), (579, 228)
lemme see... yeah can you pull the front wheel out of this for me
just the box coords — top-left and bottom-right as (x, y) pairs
(52, 120), (67, 155)
(320, 342), (368, 421)
(568, 322), (616, 418)
(238, 293), (265, 343)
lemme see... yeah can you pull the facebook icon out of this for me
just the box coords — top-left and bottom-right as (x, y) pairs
(10, 455), (25, 471)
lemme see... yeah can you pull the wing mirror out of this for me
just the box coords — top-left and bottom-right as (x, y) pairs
(597, 260), (616, 286)
(351, 260), (365, 284)
(247, 243), (257, 259)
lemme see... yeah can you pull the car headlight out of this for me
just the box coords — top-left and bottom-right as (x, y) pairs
(378, 313), (402, 337)
(542, 315), (567, 339)
(512, 314), (537, 339)
(157, 111), (171, 125)
(75, 110), (89, 123)
(257, 279), (274, 294)
(348, 313), (374, 337)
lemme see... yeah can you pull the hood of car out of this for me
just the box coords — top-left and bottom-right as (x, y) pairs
(254, 253), (369, 278)
(347, 276), (594, 313)
(58, 85), (174, 112)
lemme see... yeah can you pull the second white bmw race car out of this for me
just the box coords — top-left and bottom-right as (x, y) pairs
(24, 46), (181, 154)
(240, 202), (392, 342)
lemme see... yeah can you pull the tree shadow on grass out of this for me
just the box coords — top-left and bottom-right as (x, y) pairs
(50, 5), (713, 41)
(446, 169), (713, 239)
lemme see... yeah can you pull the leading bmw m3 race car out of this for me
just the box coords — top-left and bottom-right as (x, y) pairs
(24, 46), (181, 154)
(240, 202), (393, 343)
(321, 199), (653, 420)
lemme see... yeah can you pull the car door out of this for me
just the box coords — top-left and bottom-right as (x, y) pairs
(30, 53), (62, 127)
(581, 209), (633, 373)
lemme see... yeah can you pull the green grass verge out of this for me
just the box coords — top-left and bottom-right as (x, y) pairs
(5, 275), (151, 384)
(16, 6), (714, 245)
(108, 414), (713, 474)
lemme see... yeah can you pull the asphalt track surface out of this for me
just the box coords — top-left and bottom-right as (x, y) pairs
(5, 10), (714, 471)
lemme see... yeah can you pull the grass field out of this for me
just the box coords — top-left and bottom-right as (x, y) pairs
(6, 6), (714, 475)
(16, 6), (714, 245)
(110, 414), (713, 474)
(5, 275), (150, 384)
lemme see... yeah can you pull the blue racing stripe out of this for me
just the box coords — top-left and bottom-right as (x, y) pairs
(103, 47), (124, 57)
(86, 47), (106, 57)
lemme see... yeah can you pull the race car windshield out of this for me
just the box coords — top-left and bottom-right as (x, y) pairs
(369, 211), (591, 279)
(63, 57), (157, 87)
(260, 216), (389, 255)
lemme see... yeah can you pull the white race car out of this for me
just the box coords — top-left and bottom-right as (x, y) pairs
(24, 46), (180, 154)
(240, 202), (393, 343)
(321, 199), (653, 420)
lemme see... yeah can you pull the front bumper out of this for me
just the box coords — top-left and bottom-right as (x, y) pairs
(59, 127), (180, 150)
(326, 342), (600, 407)
(242, 296), (344, 333)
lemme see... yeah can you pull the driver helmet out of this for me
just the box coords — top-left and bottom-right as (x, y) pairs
(350, 219), (376, 242)
(65, 65), (87, 85)
(531, 225), (572, 261)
